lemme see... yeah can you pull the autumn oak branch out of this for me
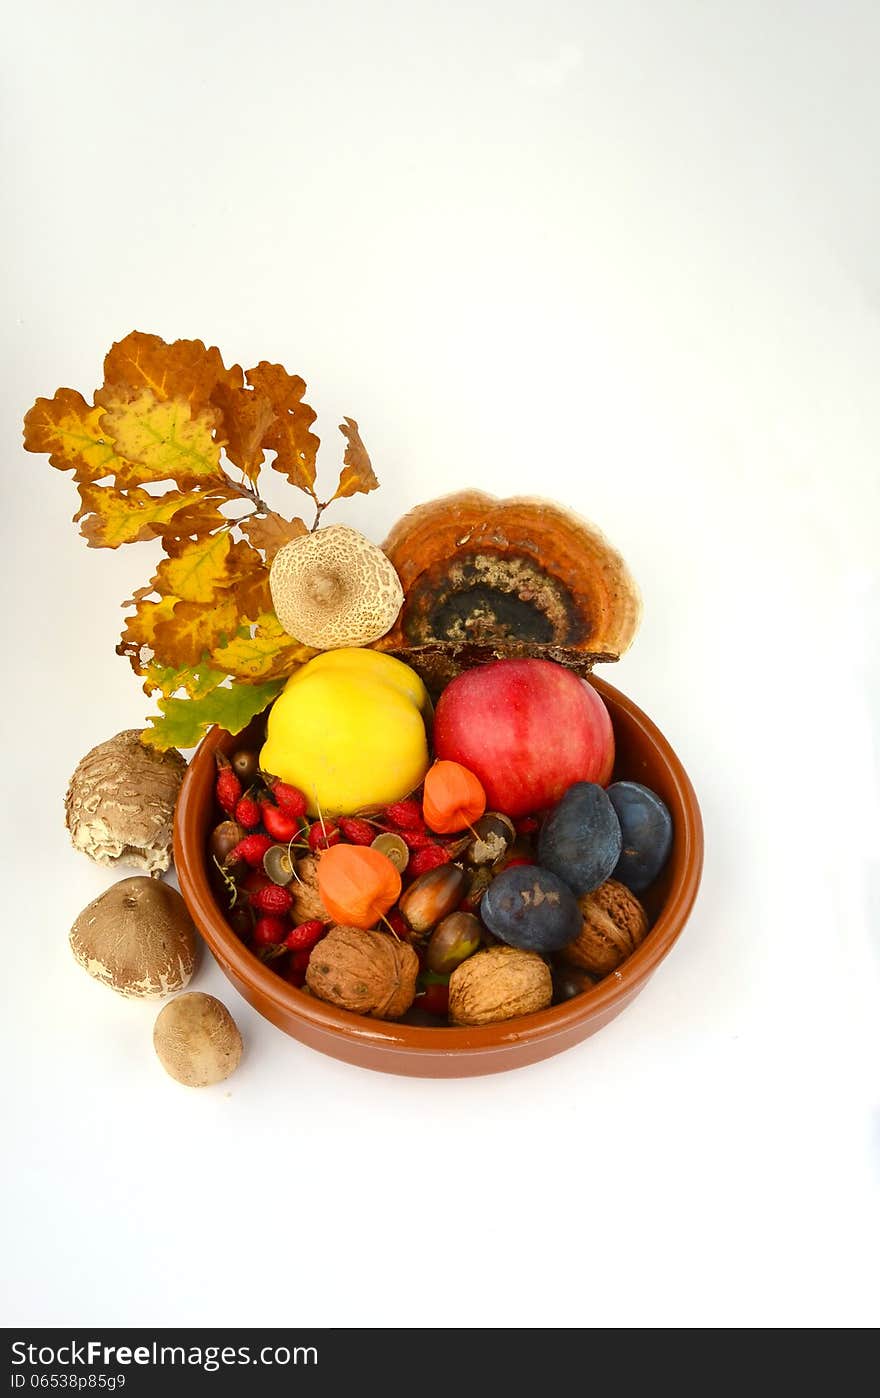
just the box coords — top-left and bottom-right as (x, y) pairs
(23, 331), (380, 749)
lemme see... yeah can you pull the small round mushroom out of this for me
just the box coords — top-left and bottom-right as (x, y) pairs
(153, 992), (242, 1087)
(269, 523), (404, 649)
(69, 876), (197, 998)
(65, 729), (186, 875)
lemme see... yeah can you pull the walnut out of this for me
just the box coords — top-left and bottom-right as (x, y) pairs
(561, 878), (648, 976)
(291, 856), (330, 923)
(448, 945), (552, 1026)
(65, 729), (186, 875)
(305, 926), (419, 1019)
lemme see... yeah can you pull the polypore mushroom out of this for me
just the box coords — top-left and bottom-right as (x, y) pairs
(65, 729), (186, 875)
(153, 992), (243, 1087)
(69, 876), (197, 998)
(269, 523), (404, 649)
(374, 492), (642, 692)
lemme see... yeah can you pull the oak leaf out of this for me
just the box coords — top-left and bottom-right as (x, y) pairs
(152, 531), (233, 603)
(97, 331), (242, 410)
(24, 389), (127, 483)
(239, 512), (307, 563)
(332, 417), (379, 500)
(210, 613), (316, 681)
(118, 593), (181, 677)
(142, 679), (285, 751)
(74, 485), (208, 548)
(211, 382), (276, 482)
(245, 362), (319, 495)
(101, 391), (224, 489)
(153, 595), (242, 669)
(141, 662), (227, 701)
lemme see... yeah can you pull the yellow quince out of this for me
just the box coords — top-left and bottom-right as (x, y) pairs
(260, 649), (432, 817)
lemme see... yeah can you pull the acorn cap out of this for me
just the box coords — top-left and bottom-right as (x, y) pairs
(374, 492), (641, 691)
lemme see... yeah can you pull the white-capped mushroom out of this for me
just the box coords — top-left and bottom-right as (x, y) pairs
(269, 523), (404, 649)
(69, 876), (197, 998)
(153, 993), (243, 1087)
(65, 730), (186, 875)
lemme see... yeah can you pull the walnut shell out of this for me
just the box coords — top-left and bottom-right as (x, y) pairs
(291, 856), (331, 923)
(65, 729), (186, 875)
(561, 878), (648, 975)
(305, 925), (419, 1019)
(448, 945), (552, 1026)
(374, 492), (641, 689)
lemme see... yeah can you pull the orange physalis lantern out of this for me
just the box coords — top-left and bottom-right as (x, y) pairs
(317, 844), (402, 929)
(422, 760), (487, 834)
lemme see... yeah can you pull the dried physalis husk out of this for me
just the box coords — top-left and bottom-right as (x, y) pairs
(374, 492), (641, 692)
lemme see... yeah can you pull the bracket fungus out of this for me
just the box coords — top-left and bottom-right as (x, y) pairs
(69, 876), (198, 998)
(269, 523), (404, 649)
(65, 730), (186, 875)
(375, 492), (642, 693)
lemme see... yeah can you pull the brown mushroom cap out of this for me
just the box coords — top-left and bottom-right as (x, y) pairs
(269, 524), (404, 649)
(69, 876), (197, 999)
(65, 730), (186, 875)
(374, 492), (641, 690)
(153, 992), (243, 1087)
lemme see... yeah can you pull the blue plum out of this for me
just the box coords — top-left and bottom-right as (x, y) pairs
(481, 866), (582, 953)
(607, 781), (673, 893)
(537, 782), (622, 897)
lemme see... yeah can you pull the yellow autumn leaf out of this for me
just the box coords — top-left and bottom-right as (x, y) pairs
(74, 484), (209, 548)
(23, 389), (127, 482)
(210, 613), (316, 681)
(141, 661), (227, 700)
(153, 595), (242, 668)
(152, 531), (232, 603)
(101, 390), (224, 489)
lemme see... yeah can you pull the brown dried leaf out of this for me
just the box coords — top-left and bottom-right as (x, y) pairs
(332, 417), (379, 500)
(97, 330), (242, 410)
(212, 381), (276, 483)
(239, 512), (308, 563)
(245, 362), (319, 495)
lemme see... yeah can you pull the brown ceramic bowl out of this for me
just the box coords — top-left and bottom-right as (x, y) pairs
(174, 675), (703, 1077)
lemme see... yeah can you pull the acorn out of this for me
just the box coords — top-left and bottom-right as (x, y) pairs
(398, 864), (467, 934)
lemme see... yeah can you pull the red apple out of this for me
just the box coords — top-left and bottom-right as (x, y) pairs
(432, 658), (614, 818)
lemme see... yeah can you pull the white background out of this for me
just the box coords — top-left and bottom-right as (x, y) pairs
(3, 0), (878, 1329)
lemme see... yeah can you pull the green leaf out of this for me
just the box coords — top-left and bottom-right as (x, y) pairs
(142, 678), (285, 751)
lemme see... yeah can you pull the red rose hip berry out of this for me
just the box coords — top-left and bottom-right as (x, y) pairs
(253, 915), (289, 947)
(250, 884), (294, 916)
(261, 801), (303, 843)
(284, 920), (325, 952)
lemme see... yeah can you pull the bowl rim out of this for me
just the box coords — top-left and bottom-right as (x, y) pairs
(173, 674), (704, 1056)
